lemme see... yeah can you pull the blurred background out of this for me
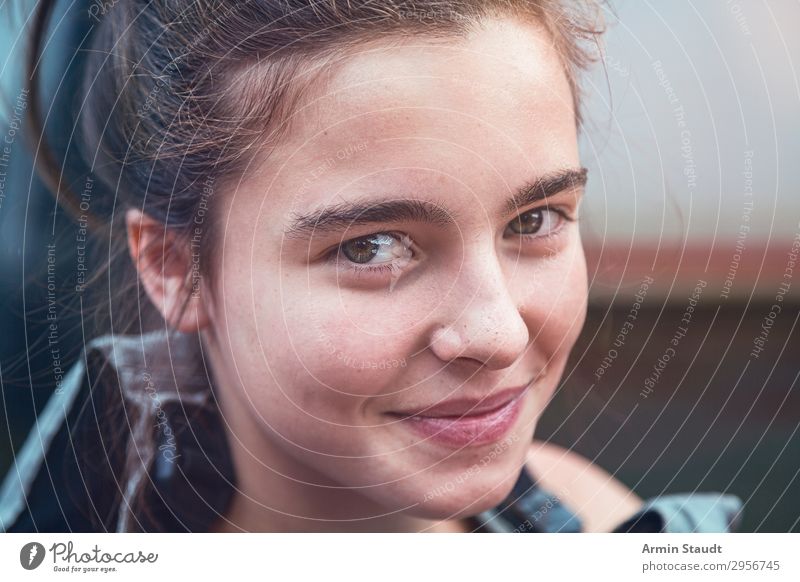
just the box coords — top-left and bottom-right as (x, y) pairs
(541, 0), (800, 533)
(1, 1), (798, 532)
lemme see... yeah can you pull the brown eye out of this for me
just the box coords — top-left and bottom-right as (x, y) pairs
(505, 208), (564, 239)
(341, 235), (382, 264)
(339, 232), (413, 265)
(508, 208), (544, 235)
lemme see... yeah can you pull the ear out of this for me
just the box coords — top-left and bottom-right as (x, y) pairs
(125, 208), (211, 332)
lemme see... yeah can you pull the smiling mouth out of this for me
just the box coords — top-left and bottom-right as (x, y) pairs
(385, 383), (533, 448)
(386, 383), (532, 419)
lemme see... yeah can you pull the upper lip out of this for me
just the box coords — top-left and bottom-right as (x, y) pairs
(388, 383), (532, 419)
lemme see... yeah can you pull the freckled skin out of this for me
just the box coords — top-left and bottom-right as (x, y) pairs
(202, 17), (588, 531)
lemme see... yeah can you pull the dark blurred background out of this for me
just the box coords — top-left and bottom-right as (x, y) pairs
(533, 0), (800, 533)
(1, 1), (798, 532)
(539, 289), (800, 533)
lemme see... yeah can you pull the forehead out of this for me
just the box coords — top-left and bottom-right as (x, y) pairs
(256, 17), (577, 211)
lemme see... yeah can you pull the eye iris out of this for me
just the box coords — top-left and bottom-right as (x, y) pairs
(342, 236), (380, 264)
(510, 209), (543, 234)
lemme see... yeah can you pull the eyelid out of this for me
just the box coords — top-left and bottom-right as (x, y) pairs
(512, 194), (579, 220)
(537, 205), (577, 222)
(511, 204), (576, 226)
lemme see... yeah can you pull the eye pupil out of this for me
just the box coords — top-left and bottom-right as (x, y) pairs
(510, 209), (543, 234)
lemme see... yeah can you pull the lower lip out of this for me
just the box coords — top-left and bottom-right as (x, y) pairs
(389, 389), (528, 448)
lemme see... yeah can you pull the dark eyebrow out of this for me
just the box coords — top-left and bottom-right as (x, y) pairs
(503, 166), (588, 215)
(284, 167), (588, 240)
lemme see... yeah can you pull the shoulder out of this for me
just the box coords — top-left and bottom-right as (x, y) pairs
(525, 439), (644, 532)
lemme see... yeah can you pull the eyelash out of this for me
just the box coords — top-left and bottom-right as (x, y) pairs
(327, 206), (575, 277)
(343, 260), (402, 278)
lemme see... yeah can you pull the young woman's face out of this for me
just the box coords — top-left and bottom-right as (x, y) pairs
(204, 17), (588, 521)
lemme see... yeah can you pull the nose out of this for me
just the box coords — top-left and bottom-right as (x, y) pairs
(429, 254), (530, 370)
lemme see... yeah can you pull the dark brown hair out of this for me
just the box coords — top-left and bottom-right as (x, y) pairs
(26, 0), (605, 531)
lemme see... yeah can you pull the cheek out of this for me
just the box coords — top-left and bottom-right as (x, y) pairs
(223, 271), (419, 427)
(519, 244), (588, 363)
(289, 291), (420, 400)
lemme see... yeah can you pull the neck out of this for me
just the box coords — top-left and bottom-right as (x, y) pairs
(211, 489), (474, 533)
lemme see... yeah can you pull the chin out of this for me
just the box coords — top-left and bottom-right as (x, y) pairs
(404, 467), (523, 520)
